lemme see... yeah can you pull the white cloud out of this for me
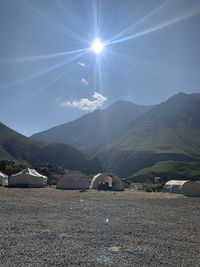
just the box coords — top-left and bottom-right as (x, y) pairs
(62, 92), (107, 111)
(78, 62), (88, 68)
(81, 78), (89, 85)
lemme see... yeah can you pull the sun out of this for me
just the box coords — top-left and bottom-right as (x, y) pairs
(91, 38), (104, 54)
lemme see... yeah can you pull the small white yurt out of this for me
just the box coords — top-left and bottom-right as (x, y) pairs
(90, 172), (123, 191)
(56, 170), (89, 190)
(9, 168), (47, 188)
(0, 171), (8, 186)
(164, 180), (200, 197)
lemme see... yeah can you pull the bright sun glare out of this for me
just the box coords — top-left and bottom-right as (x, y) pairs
(91, 38), (104, 54)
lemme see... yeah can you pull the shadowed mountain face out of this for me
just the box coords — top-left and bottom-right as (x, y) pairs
(31, 101), (151, 153)
(0, 122), (101, 174)
(97, 93), (200, 177)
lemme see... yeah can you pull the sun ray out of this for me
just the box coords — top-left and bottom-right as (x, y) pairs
(107, 0), (168, 44)
(3, 51), (88, 90)
(107, 4), (200, 46)
(21, 0), (70, 34)
(4, 48), (89, 63)
(26, 62), (78, 100)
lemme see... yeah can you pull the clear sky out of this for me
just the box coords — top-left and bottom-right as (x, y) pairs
(0, 0), (200, 136)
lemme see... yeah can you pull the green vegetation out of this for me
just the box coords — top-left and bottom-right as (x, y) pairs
(133, 160), (200, 180)
(1, 93), (200, 180)
(142, 184), (154, 192)
(0, 160), (30, 175)
(0, 122), (102, 174)
(31, 101), (151, 154)
(99, 93), (200, 177)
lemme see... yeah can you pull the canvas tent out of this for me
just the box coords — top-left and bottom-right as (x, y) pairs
(90, 173), (123, 191)
(56, 170), (89, 190)
(9, 168), (47, 188)
(164, 180), (200, 197)
(0, 171), (8, 186)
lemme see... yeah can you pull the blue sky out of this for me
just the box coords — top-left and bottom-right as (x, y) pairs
(0, 0), (200, 135)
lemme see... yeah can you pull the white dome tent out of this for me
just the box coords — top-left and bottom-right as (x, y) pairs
(56, 170), (89, 190)
(90, 172), (123, 191)
(9, 168), (47, 188)
(164, 180), (200, 197)
(0, 171), (8, 186)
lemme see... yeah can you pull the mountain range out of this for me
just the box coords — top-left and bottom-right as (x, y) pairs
(1, 92), (200, 179)
(31, 100), (151, 154)
(98, 92), (200, 178)
(0, 122), (101, 174)
(31, 92), (200, 179)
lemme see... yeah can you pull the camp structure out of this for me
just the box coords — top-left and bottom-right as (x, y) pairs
(56, 170), (89, 190)
(9, 168), (47, 188)
(90, 172), (123, 191)
(0, 171), (8, 186)
(164, 180), (200, 197)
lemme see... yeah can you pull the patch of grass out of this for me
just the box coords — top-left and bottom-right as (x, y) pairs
(133, 160), (200, 179)
(142, 184), (154, 192)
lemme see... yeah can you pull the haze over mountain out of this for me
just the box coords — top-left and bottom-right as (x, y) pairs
(31, 92), (200, 179)
(31, 101), (152, 153)
(98, 93), (200, 177)
(0, 122), (101, 174)
(1, 92), (200, 179)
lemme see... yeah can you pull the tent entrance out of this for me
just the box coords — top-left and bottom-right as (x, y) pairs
(97, 176), (113, 191)
(16, 183), (29, 188)
(106, 176), (113, 189)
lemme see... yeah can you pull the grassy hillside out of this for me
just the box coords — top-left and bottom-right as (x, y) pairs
(98, 93), (200, 177)
(0, 122), (101, 174)
(131, 161), (200, 181)
(1, 92), (200, 179)
(0, 122), (36, 161)
(31, 101), (151, 154)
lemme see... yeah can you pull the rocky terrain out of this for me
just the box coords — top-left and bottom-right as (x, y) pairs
(0, 188), (200, 267)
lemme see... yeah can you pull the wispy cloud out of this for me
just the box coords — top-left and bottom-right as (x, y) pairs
(78, 62), (88, 68)
(81, 78), (89, 85)
(62, 92), (107, 111)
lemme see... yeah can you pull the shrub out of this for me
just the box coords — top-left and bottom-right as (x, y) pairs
(142, 184), (154, 192)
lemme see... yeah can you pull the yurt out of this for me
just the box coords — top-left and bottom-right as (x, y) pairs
(90, 172), (123, 191)
(56, 170), (89, 190)
(9, 168), (47, 188)
(0, 171), (8, 186)
(164, 180), (200, 197)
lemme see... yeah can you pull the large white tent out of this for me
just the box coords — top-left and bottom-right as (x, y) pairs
(56, 170), (89, 190)
(0, 171), (8, 186)
(90, 172), (123, 191)
(164, 180), (200, 197)
(9, 168), (47, 188)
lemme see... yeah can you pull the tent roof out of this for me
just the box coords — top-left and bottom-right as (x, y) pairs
(93, 173), (117, 179)
(61, 170), (88, 178)
(166, 180), (193, 186)
(0, 171), (8, 178)
(12, 168), (46, 178)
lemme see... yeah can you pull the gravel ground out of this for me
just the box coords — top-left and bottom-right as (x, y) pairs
(0, 187), (200, 267)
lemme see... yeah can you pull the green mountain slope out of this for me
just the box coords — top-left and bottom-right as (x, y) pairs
(31, 101), (151, 154)
(131, 161), (200, 181)
(98, 93), (200, 177)
(0, 122), (101, 174)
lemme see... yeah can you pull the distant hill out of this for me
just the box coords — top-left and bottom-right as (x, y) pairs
(192, 93), (200, 98)
(0, 122), (101, 174)
(98, 93), (200, 178)
(2, 92), (200, 179)
(31, 100), (151, 154)
(129, 160), (200, 182)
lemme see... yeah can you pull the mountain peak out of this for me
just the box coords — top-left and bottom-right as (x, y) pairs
(31, 100), (151, 153)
